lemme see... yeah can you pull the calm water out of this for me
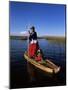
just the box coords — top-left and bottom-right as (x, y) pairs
(10, 39), (66, 89)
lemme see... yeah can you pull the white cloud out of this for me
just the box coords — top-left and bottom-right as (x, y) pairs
(10, 31), (29, 36)
(20, 31), (27, 34)
(19, 31), (29, 36)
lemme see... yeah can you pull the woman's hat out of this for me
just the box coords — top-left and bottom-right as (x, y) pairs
(30, 26), (35, 30)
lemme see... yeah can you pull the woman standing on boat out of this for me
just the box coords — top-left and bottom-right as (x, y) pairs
(28, 26), (39, 58)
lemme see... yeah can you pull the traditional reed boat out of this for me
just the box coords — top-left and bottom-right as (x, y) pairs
(24, 52), (60, 74)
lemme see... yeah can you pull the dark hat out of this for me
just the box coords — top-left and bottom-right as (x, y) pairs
(30, 26), (35, 30)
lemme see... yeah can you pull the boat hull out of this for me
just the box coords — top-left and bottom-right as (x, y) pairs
(24, 52), (60, 74)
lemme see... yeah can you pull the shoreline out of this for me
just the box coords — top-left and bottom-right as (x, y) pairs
(10, 35), (65, 40)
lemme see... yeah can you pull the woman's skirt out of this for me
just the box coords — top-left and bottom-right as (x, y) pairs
(28, 41), (39, 58)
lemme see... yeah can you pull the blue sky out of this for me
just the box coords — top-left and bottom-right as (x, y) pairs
(10, 1), (66, 36)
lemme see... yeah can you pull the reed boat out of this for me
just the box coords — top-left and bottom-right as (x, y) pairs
(24, 52), (60, 74)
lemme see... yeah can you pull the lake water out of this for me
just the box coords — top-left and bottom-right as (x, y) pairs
(10, 39), (66, 89)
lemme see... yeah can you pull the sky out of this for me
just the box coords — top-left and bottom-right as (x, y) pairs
(10, 1), (66, 36)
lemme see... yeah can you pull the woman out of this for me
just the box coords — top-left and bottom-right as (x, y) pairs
(28, 26), (39, 58)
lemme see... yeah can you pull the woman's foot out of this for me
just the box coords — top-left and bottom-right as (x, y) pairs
(54, 66), (61, 73)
